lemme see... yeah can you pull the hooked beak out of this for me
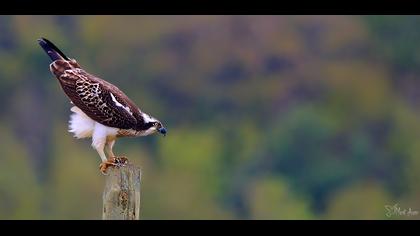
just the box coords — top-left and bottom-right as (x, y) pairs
(158, 127), (167, 136)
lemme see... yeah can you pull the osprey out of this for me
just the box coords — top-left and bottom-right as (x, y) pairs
(38, 38), (167, 174)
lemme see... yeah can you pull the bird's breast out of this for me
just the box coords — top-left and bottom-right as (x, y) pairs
(117, 129), (140, 137)
(116, 128), (157, 137)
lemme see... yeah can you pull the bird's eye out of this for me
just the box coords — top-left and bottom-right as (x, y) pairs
(154, 122), (158, 126)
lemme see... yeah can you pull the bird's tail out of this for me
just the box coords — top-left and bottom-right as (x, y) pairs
(38, 37), (70, 62)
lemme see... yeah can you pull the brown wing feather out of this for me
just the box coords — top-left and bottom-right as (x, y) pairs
(51, 59), (139, 129)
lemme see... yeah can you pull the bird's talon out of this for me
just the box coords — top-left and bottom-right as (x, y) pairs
(99, 157), (129, 174)
(99, 160), (118, 175)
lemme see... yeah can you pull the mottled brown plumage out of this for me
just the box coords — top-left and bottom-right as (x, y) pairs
(51, 59), (141, 130)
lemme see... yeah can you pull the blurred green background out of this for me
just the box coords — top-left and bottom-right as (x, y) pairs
(0, 15), (420, 220)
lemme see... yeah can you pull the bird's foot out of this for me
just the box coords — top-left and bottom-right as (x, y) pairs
(99, 156), (129, 175)
(99, 160), (116, 175)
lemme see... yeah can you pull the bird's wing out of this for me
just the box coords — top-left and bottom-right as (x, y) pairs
(56, 65), (139, 129)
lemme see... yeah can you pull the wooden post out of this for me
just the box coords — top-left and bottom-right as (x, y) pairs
(102, 163), (141, 220)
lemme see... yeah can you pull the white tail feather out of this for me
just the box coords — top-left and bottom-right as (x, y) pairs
(68, 106), (95, 139)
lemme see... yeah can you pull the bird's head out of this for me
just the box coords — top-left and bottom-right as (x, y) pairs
(151, 120), (167, 136)
(142, 113), (167, 136)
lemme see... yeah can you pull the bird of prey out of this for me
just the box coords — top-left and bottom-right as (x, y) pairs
(38, 38), (167, 174)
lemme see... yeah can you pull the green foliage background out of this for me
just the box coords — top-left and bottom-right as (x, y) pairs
(0, 15), (419, 219)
